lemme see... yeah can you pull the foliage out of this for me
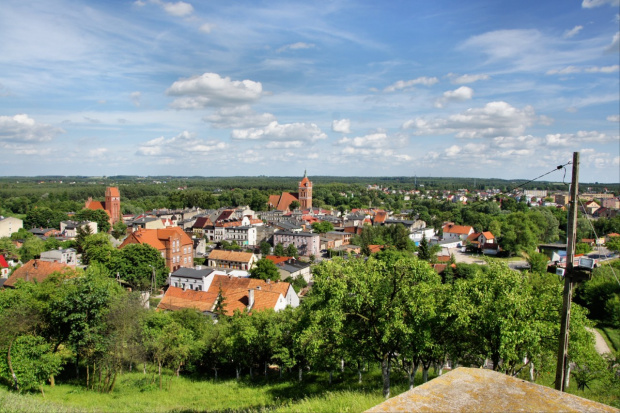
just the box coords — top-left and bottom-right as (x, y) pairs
(274, 243), (285, 256)
(575, 266), (620, 327)
(17, 237), (46, 262)
(284, 275), (308, 293)
(111, 221), (127, 240)
(311, 221), (334, 234)
(575, 242), (592, 255)
(24, 208), (68, 230)
(606, 236), (620, 252)
(526, 252), (550, 274)
(74, 209), (111, 233)
(353, 224), (415, 255)
(249, 259), (281, 281)
(286, 243), (299, 259)
(260, 241), (271, 256)
(111, 244), (167, 290)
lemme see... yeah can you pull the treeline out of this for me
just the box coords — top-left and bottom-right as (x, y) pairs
(1, 254), (618, 400)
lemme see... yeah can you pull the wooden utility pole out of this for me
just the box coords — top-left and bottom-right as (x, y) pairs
(555, 151), (579, 391)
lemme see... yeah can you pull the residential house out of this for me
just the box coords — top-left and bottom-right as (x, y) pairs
(29, 228), (61, 238)
(0, 216), (23, 238)
(207, 249), (257, 271)
(60, 220), (98, 238)
(465, 231), (499, 255)
(3, 259), (73, 288)
(158, 270), (299, 316)
(602, 198), (620, 209)
(0, 256), (9, 278)
(582, 201), (600, 215)
(554, 194), (569, 206)
(130, 216), (166, 232)
(119, 227), (194, 272)
(265, 255), (312, 283)
(442, 224), (474, 243)
(192, 216), (213, 238)
(40, 248), (77, 266)
(273, 230), (321, 257)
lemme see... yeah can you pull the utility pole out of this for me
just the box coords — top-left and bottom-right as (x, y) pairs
(555, 151), (579, 391)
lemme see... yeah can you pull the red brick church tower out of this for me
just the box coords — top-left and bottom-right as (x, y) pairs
(105, 187), (121, 225)
(298, 170), (312, 209)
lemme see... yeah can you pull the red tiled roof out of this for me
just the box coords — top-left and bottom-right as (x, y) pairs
(106, 187), (120, 197)
(265, 255), (293, 265)
(4, 260), (73, 288)
(443, 224), (474, 235)
(0, 256), (8, 268)
(119, 227), (193, 251)
(157, 286), (218, 312)
(208, 249), (254, 263)
(193, 216), (213, 229)
(373, 211), (387, 224)
(368, 245), (385, 254)
(268, 192), (300, 211)
(85, 199), (105, 211)
(482, 231), (495, 240)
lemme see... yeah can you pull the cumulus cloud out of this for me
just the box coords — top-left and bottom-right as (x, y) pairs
(547, 64), (619, 74)
(0, 114), (64, 142)
(605, 32), (620, 53)
(265, 141), (304, 149)
(231, 121), (327, 142)
(607, 115), (620, 122)
(161, 1), (193, 16)
(205, 105), (276, 129)
(544, 131), (618, 146)
(332, 119), (351, 134)
(582, 0), (620, 8)
(383, 76), (439, 92)
(136, 131), (228, 157)
(403, 101), (542, 138)
(447, 73), (490, 84)
(130, 91), (141, 107)
(563, 25), (583, 39)
(277, 42), (316, 53)
(337, 132), (387, 148)
(435, 86), (474, 108)
(199, 23), (215, 33)
(166, 73), (262, 109)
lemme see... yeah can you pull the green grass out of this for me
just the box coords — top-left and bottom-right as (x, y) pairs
(600, 326), (620, 352)
(0, 367), (416, 413)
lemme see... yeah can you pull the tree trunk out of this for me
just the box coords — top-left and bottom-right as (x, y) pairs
(408, 361), (419, 390)
(213, 367), (218, 380)
(236, 366), (241, 380)
(265, 361), (268, 377)
(86, 364), (90, 389)
(422, 360), (432, 383)
(49, 375), (55, 387)
(341, 358), (345, 373)
(249, 366), (253, 378)
(329, 370), (333, 385)
(143, 362), (147, 375)
(298, 366), (303, 382)
(564, 364), (570, 388)
(176, 365), (180, 377)
(158, 360), (162, 390)
(381, 355), (391, 399)
(358, 368), (363, 384)
(109, 372), (118, 393)
(529, 362), (535, 382)
(8, 338), (18, 391)
(40, 385), (45, 397)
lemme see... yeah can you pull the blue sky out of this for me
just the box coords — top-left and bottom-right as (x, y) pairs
(0, 0), (618, 182)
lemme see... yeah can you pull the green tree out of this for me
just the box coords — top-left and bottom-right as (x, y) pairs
(274, 243), (285, 256)
(24, 207), (68, 230)
(19, 236), (46, 262)
(286, 243), (299, 259)
(289, 201), (300, 211)
(575, 242), (592, 255)
(311, 221), (334, 234)
(606, 236), (620, 252)
(112, 243), (167, 290)
(526, 252), (549, 274)
(81, 233), (116, 266)
(260, 241), (271, 256)
(249, 258), (281, 281)
(417, 234), (432, 261)
(111, 221), (127, 240)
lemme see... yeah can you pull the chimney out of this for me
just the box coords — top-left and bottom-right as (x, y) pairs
(248, 289), (255, 309)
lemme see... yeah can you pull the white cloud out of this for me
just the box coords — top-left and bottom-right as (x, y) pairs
(582, 0), (620, 8)
(337, 132), (387, 148)
(332, 119), (351, 134)
(205, 105), (276, 129)
(545, 131), (618, 146)
(547, 64), (620, 75)
(161, 1), (193, 17)
(607, 115), (620, 122)
(563, 25), (583, 39)
(383, 77), (439, 92)
(605, 32), (620, 53)
(0, 114), (64, 142)
(130, 91), (141, 107)
(448, 73), (490, 84)
(136, 131), (228, 157)
(231, 121), (327, 142)
(199, 23), (215, 33)
(435, 86), (474, 108)
(265, 141), (304, 149)
(403, 101), (541, 138)
(166, 73), (263, 109)
(276, 42), (316, 53)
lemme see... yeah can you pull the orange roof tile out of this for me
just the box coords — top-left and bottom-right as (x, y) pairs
(4, 260), (73, 287)
(443, 224), (473, 235)
(482, 231), (495, 240)
(119, 229), (166, 250)
(208, 249), (254, 263)
(265, 255), (293, 265)
(157, 286), (218, 312)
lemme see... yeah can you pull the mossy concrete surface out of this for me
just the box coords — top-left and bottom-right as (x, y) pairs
(366, 367), (619, 412)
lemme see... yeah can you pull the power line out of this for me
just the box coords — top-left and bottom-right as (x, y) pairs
(509, 161), (572, 193)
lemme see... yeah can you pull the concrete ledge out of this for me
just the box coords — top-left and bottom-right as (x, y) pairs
(366, 367), (618, 412)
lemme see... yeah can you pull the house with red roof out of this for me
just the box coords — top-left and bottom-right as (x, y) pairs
(465, 231), (499, 255)
(442, 224), (474, 242)
(157, 269), (299, 316)
(3, 259), (74, 288)
(119, 227), (194, 272)
(0, 255), (10, 278)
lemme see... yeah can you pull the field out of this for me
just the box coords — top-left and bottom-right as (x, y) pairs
(1, 363), (618, 413)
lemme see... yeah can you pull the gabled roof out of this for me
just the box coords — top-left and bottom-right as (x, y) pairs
(157, 286), (218, 312)
(482, 231), (494, 240)
(269, 192), (300, 211)
(265, 255), (294, 265)
(3, 260), (73, 288)
(0, 255), (8, 268)
(120, 229), (166, 250)
(85, 199), (105, 211)
(208, 249), (255, 263)
(443, 224), (474, 235)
